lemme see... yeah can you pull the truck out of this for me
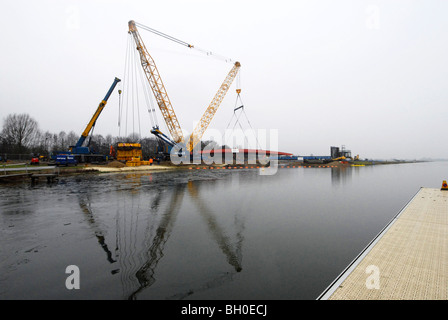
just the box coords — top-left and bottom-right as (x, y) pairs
(55, 154), (78, 166)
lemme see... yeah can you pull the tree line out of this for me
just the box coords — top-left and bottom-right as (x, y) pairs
(0, 113), (159, 159)
(0, 113), (224, 160)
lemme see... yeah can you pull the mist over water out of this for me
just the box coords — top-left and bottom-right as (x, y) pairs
(1, 161), (446, 299)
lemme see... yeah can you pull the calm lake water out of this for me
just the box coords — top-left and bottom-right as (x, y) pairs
(1, 161), (447, 300)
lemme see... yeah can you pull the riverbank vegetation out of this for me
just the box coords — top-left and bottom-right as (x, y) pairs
(0, 113), (229, 162)
(0, 112), (161, 160)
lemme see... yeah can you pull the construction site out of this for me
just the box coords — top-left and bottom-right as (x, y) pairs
(33, 20), (361, 172)
(0, 19), (371, 185)
(3, 4), (447, 306)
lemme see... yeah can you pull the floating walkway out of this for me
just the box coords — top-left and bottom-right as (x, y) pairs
(30, 173), (58, 183)
(0, 165), (59, 183)
(0, 173), (32, 180)
(318, 187), (448, 300)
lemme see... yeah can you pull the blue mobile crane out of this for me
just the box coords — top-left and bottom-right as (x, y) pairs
(54, 77), (121, 165)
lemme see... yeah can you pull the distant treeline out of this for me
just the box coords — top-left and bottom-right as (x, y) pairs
(0, 113), (225, 159)
(0, 113), (160, 158)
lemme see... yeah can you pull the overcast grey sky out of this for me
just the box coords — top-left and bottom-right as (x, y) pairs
(1, 0), (447, 160)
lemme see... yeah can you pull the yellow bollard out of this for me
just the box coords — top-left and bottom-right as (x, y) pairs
(441, 180), (448, 191)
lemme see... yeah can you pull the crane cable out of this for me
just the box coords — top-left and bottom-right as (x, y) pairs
(135, 21), (235, 64)
(118, 35), (130, 137)
(118, 34), (131, 138)
(118, 87), (122, 133)
(224, 71), (261, 150)
(121, 33), (161, 141)
(131, 22), (248, 149)
(132, 32), (160, 130)
(121, 31), (170, 140)
(135, 22), (193, 48)
(131, 43), (142, 140)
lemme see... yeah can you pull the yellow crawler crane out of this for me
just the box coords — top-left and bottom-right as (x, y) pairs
(128, 20), (184, 145)
(127, 20), (240, 158)
(186, 61), (241, 152)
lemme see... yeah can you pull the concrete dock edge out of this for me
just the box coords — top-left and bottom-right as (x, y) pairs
(317, 188), (448, 300)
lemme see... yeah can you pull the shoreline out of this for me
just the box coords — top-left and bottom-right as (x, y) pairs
(84, 164), (176, 173)
(0, 159), (430, 183)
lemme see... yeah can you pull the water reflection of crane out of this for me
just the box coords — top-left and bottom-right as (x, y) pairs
(162, 181), (244, 300)
(128, 183), (185, 300)
(187, 181), (243, 273)
(127, 179), (244, 300)
(78, 194), (117, 264)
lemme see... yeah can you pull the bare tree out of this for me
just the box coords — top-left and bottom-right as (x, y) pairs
(42, 130), (54, 154)
(127, 132), (140, 143)
(105, 134), (113, 147)
(66, 131), (78, 147)
(58, 131), (67, 150)
(140, 137), (158, 158)
(1, 113), (39, 153)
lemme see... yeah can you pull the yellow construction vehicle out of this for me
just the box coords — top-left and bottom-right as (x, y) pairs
(127, 20), (240, 159)
(54, 77), (121, 165)
(115, 143), (142, 162)
(128, 20), (184, 146)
